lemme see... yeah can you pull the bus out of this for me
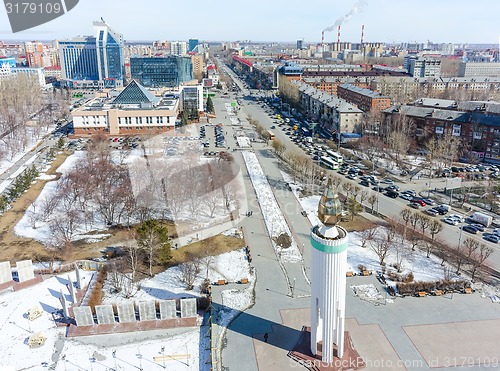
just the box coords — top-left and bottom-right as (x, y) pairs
(320, 156), (339, 170)
(267, 130), (276, 140)
(325, 150), (343, 164)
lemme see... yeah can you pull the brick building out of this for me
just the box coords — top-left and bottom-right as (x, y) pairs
(71, 80), (179, 136)
(337, 83), (391, 112)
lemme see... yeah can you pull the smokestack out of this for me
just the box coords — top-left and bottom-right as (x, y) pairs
(338, 25), (341, 43)
(322, 31), (324, 45)
(361, 24), (364, 44)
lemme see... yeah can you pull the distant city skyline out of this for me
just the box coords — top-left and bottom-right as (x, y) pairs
(0, 0), (499, 45)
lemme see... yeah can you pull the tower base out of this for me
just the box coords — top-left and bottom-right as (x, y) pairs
(288, 327), (365, 370)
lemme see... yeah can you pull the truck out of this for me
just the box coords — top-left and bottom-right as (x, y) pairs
(469, 212), (493, 227)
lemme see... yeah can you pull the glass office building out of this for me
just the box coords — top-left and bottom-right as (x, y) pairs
(188, 39), (199, 52)
(130, 56), (193, 88)
(59, 21), (124, 87)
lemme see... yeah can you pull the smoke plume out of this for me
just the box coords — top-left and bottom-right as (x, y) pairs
(323, 0), (367, 33)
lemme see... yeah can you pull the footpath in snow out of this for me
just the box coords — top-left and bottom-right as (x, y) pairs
(241, 151), (302, 263)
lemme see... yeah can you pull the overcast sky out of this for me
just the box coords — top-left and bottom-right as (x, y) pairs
(0, 0), (499, 44)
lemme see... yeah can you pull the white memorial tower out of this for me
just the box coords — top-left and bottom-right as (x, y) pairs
(310, 178), (348, 362)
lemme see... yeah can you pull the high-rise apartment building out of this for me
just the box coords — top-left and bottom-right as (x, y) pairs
(191, 54), (204, 80)
(58, 21), (124, 87)
(170, 41), (187, 56)
(130, 56), (193, 87)
(405, 56), (441, 77)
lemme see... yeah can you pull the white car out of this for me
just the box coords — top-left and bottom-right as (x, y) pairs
(443, 217), (459, 225)
(447, 214), (465, 223)
(400, 193), (413, 201)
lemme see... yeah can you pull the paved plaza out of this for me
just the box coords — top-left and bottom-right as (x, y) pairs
(232, 275), (500, 371)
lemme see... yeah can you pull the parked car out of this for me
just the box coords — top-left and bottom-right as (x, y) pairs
(422, 198), (435, 206)
(443, 216), (459, 225)
(471, 223), (486, 232)
(402, 190), (417, 197)
(400, 193), (413, 201)
(435, 205), (450, 215)
(385, 190), (399, 198)
(412, 198), (426, 207)
(382, 178), (394, 184)
(386, 185), (400, 191)
(483, 234), (500, 243)
(409, 202), (421, 209)
(447, 214), (465, 223)
(425, 208), (439, 216)
(462, 225), (479, 234)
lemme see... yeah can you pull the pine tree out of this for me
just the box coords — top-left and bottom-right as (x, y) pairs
(206, 96), (215, 114)
(181, 111), (189, 126)
(136, 219), (172, 276)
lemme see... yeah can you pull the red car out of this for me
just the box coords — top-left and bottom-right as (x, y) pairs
(412, 198), (426, 206)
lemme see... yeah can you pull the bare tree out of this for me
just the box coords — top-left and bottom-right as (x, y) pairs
(400, 208), (411, 226)
(359, 228), (377, 248)
(470, 244), (493, 281)
(454, 241), (467, 275)
(368, 194), (377, 213)
(358, 190), (369, 206)
(136, 219), (172, 277)
(179, 260), (201, 290)
(409, 211), (420, 231)
(418, 214), (431, 235)
(427, 220), (443, 257)
(331, 176), (343, 192)
(271, 139), (286, 159)
(371, 236), (391, 266)
(342, 182), (353, 198)
(407, 227), (422, 251)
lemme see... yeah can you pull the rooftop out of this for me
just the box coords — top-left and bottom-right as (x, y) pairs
(339, 83), (389, 99)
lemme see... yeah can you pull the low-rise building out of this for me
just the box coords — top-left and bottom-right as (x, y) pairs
(294, 80), (363, 136)
(458, 62), (500, 77)
(71, 80), (179, 136)
(383, 100), (500, 163)
(337, 83), (391, 112)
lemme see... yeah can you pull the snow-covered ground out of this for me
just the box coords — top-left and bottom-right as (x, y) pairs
(102, 248), (253, 303)
(283, 169), (465, 286)
(237, 136), (251, 148)
(242, 151), (302, 263)
(0, 241), (252, 370)
(14, 151), (109, 245)
(0, 269), (94, 370)
(15, 135), (244, 245)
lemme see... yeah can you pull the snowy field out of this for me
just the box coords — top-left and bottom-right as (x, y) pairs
(102, 248), (253, 303)
(0, 244), (252, 370)
(0, 269), (94, 370)
(15, 134), (243, 245)
(13, 151), (108, 245)
(242, 151), (302, 263)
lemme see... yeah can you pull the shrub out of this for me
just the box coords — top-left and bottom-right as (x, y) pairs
(87, 269), (107, 313)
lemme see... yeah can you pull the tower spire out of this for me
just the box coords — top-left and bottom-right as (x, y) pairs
(317, 178), (343, 226)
